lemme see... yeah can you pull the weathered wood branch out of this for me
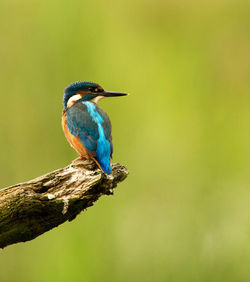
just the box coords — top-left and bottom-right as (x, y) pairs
(0, 159), (128, 249)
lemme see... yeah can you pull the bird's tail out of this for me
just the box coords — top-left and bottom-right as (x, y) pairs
(96, 157), (112, 175)
(91, 156), (112, 175)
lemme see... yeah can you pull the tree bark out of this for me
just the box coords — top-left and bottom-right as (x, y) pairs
(0, 159), (128, 249)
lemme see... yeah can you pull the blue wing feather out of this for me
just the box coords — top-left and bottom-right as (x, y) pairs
(66, 102), (98, 153)
(65, 100), (113, 174)
(95, 106), (113, 158)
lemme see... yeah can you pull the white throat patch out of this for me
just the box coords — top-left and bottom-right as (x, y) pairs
(67, 94), (82, 108)
(91, 95), (104, 104)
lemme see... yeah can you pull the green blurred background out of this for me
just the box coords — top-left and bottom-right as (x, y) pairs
(0, 0), (250, 281)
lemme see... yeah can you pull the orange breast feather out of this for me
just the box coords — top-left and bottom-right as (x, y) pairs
(62, 113), (89, 158)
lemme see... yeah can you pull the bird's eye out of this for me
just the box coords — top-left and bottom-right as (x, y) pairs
(94, 88), (99, 92)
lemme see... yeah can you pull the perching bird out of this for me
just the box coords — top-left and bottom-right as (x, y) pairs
(62, 81), (127, 174)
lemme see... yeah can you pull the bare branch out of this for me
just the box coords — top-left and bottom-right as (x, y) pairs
(0, 159), (129, 249)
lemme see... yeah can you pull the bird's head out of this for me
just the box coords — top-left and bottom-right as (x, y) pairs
(63, 81), (127, 108)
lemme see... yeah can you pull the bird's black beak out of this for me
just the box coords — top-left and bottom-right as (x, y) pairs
(101, 91), (128, 97)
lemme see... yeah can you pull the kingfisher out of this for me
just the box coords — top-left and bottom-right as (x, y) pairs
(62, 81), (127, 175)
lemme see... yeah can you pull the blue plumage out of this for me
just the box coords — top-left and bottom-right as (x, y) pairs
(62, 81), (127, 175)
(66, 99), (112, 174)
(63, 81), (100, 108)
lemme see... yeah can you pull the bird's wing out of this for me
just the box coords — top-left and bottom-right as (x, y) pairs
(66, 102), (99, 156)
(98, 108), (113, 158)
(65, 101), (113, 159)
